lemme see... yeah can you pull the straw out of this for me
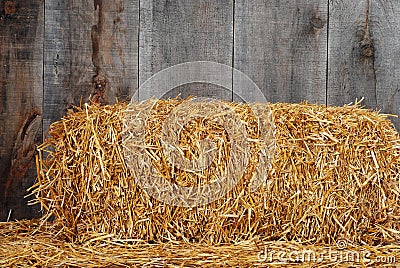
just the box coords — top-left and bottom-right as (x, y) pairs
(30, 98), (400, 246)
(1, 219), (399, 267)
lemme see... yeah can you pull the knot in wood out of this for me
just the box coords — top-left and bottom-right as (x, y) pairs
(361, 43), (374, 58)
(91, 73), (109, 104)
(93, 74), (108, 92)
(310, 16), (324, 29)
(4, 1), (17, 15)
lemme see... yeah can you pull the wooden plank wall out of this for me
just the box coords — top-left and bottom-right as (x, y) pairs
(138, 0), (233, 101)
(0, 0), (43, 221)
(44, 0), (139, 132)
(1, 0), (399, 220)
(234, 0), (328, 104)
(328, 0), (400, 128)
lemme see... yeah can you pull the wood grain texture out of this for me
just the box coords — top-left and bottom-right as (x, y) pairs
(138, 0), (233, 101)
(328, 0), (400, 130)
(234, 0), (328, 104)
(44, 0), (139, 132)
(0, 0), (43, 220)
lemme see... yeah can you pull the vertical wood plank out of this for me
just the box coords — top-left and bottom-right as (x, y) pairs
(234, 0), (328, 104)
(328, 0), (400, 130)
(0, 0), (43, 220)
(44, 0), (139, 132)
(138, 0), (233, 101)
(44, 0), (95, 133)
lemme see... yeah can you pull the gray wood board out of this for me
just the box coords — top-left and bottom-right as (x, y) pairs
(234, 0), (328, 104)
(138, 0), (234, 101)
(0, 0), (44, 220)
(44, 0), (139, 133)
(328, 0), (400, 130)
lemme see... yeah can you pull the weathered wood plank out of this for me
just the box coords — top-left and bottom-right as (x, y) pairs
(328, 0), (400, 130)
(138, 0), (233, 101)
(234, 0), (328, 104)
(0, 0), (43, 220)
(44, 0), (139, 132)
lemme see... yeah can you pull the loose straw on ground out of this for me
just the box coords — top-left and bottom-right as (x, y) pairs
(1, 220), (400, 267)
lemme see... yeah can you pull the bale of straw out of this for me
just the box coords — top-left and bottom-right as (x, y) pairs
(32, 98), (400, 245)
